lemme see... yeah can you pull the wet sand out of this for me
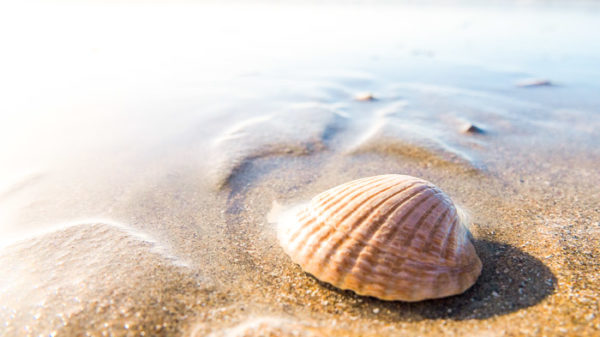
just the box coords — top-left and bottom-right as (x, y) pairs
(1, 1), (599, 336)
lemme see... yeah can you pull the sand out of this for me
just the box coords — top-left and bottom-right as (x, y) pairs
(1, 1), (599, 336)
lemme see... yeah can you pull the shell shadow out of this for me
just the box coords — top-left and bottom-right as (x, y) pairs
(314, 239), (557, 321)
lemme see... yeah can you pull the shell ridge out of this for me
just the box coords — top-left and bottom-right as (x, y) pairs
(422, 205), (456, 254)
(429, 208), (459, 258)
(338, 182), (428, 249)
(306, 180), (421, 274)
(337, 185), (433, 287)
(401, 192), (444, 247)
(293, 217), (338, 269)
(337, 192), (449, 261)
(311, 178), (373, 214)
(425, 208), (451, 254)
(395, 204), (450, 271)
(288, 176), (411, 269)
(440, 217), (462, 261)
(320, 181), (424, 254)
(313, 175), (396, 220)
(313, 175), (393, 211)
(316, 178), (413, 232)
(284, 212), (315, 255)
(295, 209), (310, 224)
(370, 191), (445, 296)
(403, 259), (479, 273)
(302, 180), (407, 266)
(378, 189), (443, 252)
(286, 208), (318, 247)
(381, 195), (446, 292)
(405, 199), (449, 256)
(314, 178), (400, 226)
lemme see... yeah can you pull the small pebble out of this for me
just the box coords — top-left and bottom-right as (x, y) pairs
(516, 78), (553, 88)
(372, 308), (380, 314)
(461, 123), (485, 134)
(355, 92), (375, 101)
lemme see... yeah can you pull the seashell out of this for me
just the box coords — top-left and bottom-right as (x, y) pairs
(355, 92), (376, 101)
(461, 122), (485, 134)
(277, 174), (482, 301)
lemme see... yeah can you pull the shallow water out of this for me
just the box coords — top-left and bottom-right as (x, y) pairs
(1, 1), (599, 336)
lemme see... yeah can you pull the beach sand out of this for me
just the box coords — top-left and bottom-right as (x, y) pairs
(0, 1), (599, 336)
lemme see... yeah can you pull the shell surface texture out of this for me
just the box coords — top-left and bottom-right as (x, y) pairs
(277, 174), (482, 302)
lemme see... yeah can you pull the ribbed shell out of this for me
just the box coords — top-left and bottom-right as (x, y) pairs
(277, 174), (482, 301)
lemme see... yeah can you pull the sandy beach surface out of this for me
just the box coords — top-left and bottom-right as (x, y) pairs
(1, 1), (599, 336)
